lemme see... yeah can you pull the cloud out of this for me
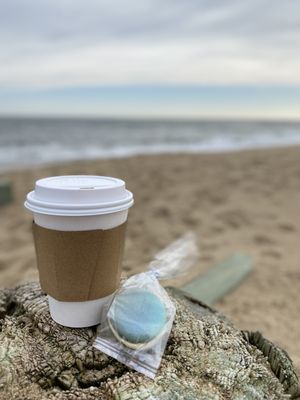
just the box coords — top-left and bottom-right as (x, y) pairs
(0, 0), (300, 89)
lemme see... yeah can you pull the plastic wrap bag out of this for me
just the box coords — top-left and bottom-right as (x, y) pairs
(93, 232), (198, 379)
(149, 232), (198, 280)
(94, 271), (175, 378)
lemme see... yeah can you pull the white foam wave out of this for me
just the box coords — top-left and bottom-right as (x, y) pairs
(1, 126), (300, 171)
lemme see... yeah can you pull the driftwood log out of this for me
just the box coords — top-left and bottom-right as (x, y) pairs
(0, 282), (299, 399)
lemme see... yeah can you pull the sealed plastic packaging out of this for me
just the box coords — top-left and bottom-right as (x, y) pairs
(93, 233), (198, 379)
(94, 272), (175, 378)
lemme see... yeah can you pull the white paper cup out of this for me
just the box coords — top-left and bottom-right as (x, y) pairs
(25, 175), (133, 328)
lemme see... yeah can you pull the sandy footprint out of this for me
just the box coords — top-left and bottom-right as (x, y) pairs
(277, 222), (296, 232)
(253, 234), (277, 246)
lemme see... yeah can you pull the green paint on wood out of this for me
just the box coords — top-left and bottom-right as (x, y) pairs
(182, 253), (253, 305)
(0, 180), (13, 206)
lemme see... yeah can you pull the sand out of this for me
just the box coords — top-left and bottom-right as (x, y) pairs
(1, 147), (300, 373)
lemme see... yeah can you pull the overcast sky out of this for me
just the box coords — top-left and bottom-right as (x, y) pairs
(0, 0), (300, 118)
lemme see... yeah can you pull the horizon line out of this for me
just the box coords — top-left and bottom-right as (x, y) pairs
(0, 113), (300, 123)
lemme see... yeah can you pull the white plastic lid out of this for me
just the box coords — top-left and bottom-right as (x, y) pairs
(24, 175), (134, 216)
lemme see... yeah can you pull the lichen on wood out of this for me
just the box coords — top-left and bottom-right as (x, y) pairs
(0, 282), (299, 399)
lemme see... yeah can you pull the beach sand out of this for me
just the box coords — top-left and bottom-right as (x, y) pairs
(1, 147), (300, 373)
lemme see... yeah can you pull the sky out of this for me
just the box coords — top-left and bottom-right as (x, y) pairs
(0, 0), (300, 119)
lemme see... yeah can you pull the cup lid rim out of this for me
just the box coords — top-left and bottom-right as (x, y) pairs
(24, 191), (134, 216)
(24, 175), (134, 216)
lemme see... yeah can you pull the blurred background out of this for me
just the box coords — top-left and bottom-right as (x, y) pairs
(0, 0), (299, 372)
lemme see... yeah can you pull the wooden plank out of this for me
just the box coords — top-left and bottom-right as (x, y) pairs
(0, 180), (13, 206)
(181, 253), (253, 305)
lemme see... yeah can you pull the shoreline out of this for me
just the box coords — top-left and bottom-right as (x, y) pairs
(2, 143), (300, 175)
(1, 146), (300, 373)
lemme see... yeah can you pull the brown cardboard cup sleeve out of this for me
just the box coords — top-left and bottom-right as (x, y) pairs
(32, 222), (127, 302)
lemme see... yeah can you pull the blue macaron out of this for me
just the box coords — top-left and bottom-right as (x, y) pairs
(109, 288), (167, 346)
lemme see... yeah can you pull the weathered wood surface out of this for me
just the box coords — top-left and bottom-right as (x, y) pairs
(0, 282), (299, 399)
(182, 253), (253, 304)
(0, 180), (13, 207)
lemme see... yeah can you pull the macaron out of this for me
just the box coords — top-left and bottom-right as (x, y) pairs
(108, 288), (167, 349)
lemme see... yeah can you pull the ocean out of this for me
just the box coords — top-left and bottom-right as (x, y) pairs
(0, 117), (300, 171)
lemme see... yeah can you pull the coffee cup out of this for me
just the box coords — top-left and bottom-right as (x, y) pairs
(25, 175), (134, 328)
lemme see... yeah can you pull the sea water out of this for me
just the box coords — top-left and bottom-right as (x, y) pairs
(0, 117), (300, 171)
